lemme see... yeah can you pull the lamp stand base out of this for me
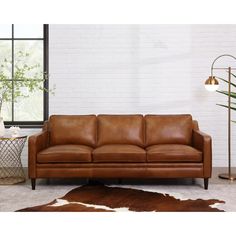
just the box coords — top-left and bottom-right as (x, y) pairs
(218, 173), (236, 181)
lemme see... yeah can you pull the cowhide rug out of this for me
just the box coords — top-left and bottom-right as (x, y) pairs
(17, 184), (225, 212)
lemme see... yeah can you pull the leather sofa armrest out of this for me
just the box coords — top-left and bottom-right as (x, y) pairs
(28, 131), (49, 178)
(192, 130), (212, 177)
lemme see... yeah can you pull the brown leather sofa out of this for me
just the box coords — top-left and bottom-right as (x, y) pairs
(28, 114), (212, 190)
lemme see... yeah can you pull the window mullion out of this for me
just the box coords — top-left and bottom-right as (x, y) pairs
(43, 24), (49, 121)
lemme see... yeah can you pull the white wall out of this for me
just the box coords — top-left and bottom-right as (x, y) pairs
(21, 24), (236, 167)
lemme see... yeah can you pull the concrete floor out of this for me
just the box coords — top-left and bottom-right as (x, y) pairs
(0, 167), (235, 212)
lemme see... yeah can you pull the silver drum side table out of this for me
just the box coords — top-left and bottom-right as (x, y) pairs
(0, 136), (27, 184)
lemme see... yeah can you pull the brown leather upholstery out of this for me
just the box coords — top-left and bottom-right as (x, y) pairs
(93, 144), (146, 163)
(28, 131), (49, 178)
(97, 115), (144, 147)
(49, 115), (96, 147)
(192, 130), (212, 177)
(37, 145), (93, 163)
(146, 144), (202, 163)
(28, 114), (212, 190)
(37, 162), (203, 168)
(145, 114), (193, 146)
(192, 120), (199, 130)
(36, 167), (204, 178)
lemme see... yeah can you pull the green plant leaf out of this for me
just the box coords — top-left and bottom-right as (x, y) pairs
(217, 77), (236, 88)
(231, 73), (236, 79)
(216, 103), (236, 111)
(216, 90), (236, 99)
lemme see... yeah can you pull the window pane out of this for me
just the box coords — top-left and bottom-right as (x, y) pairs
(14, 40), (43, 79)
(1, 100), (12, 121)
(14, 83), (44, 121)
(14, 24), (43, 38)
(0, 41), (12, 121)
(0, 41), (12, 78)
(0, 24), (12, 38)
(14, 40), (44, 122)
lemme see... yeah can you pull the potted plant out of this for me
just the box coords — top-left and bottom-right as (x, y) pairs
(0, 51), (53, 136)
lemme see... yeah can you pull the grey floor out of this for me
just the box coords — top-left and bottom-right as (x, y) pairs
(0, 167), (235, 212)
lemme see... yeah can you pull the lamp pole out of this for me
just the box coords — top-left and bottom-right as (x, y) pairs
(205, 54), (236, 181)
(228, 66), (231, 179)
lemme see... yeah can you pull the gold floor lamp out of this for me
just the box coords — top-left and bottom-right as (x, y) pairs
(205, 54), (236, 181)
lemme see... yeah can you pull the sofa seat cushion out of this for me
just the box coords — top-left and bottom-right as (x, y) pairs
(93, 144), (146, 163)
(146, 144), (202, 163)
(37, 145), (93, 163)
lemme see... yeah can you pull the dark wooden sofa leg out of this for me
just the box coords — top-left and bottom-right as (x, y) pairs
(204, 178), (209, 190)
(31, 178), (36, 190)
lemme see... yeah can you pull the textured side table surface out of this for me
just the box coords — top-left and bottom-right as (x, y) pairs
(0, 136), (27, 184)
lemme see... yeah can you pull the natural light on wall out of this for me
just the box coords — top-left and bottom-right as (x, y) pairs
(0, 24), (45, 124)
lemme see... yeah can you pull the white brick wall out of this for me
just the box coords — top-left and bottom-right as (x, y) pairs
(20, 24), (236, 167)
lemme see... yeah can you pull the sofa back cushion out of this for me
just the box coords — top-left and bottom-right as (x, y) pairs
(49, 115), (97, 147)
(97, 115), (144, 147)
(145, 114), (193, 146)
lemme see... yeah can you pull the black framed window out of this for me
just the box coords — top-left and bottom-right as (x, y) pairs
(0, 24), (49, 128)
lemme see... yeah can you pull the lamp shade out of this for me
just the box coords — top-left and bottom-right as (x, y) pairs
(204, 76), (219, 92)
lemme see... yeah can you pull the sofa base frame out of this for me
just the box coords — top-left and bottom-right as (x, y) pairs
(30, 177), (210, 190)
